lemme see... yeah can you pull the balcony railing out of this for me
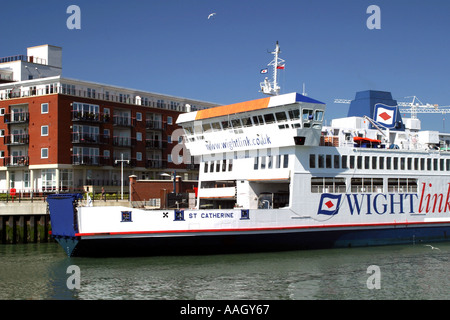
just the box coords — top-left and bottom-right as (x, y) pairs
(4, 134), (29, 145)
(71, 155), (101, 166)
(0, 54), (47, 65)
(72, 133), (110, 144)
(113, 115), (135, 127)
(145, 120), (164, 130)
(145, 139), (167, 149)
(72, 111), (110, 123)
(0, 81), (217, 114)
(4, 112), (29, 124)
(113, 136), (134, 147)
(3, 156), (29, 167)
(145, 159), (168, 169)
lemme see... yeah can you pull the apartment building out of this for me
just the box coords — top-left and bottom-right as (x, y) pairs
(0, 45), (218, 194)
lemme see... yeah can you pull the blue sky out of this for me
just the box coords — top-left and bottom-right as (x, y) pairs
(1, 0), (450, 131)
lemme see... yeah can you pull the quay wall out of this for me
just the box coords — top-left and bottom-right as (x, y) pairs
(0, 200), (130, 244)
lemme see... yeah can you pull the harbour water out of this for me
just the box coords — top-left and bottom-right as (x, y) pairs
(0, 242), (448, 301)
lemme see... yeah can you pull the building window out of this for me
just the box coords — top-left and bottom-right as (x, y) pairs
(317, 154), (323, 168)
(41, 148), (48, 159)
(60, 169), (73, 192)
(72, 102), (99, 119)
(41, 169), (56, 191)
(326, 155), (332, 168)
(41, 103), (49, 114)
(136, 152), (142, 161)
(136, 132), (142, 141)
(0, 151), (4, 158)
(357, 156), (363, 169)
(283, 155), (289, 168)
(260, 156), (266, 169)
(167, 116), (173, 125)
(136, 112), (142, 121)
(311, 177), (346, 193)
(364, 156), (370, 169)
(41, 125), (48, 136)
(342, 155), (348, 169)
(309, 154), (316, 168)
(167, 135), (172, 143)
(24, 171), (30, 188)
(351, 178), (383, 193)
(334, 155), (340, 169)
(168, 154), (172, 163)
(388, 178), (418, 193)
(379, 157), (384, 169)
(349, 155), (355, 169)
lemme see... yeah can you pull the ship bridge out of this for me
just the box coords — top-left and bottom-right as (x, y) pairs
(177, 92), (326, 156)
(176, 91), (326, 210)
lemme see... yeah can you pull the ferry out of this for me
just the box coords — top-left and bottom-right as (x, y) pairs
(47, 42), (450, 257)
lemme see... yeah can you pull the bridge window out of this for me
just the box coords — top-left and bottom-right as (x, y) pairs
(314, 110), (324, 121)
(263, 113), (275, 124)
(288, 109), (300, 120)
(275, 111), (288, 122)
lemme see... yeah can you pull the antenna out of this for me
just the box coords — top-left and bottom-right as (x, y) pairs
(260, 41), (285, 96)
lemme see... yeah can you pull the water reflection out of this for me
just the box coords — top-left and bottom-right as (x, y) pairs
(0, 242), (449, 300)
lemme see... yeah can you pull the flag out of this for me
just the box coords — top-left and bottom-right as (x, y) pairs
(317, 194), (342, 216)
(260, 68), (268, 74)
(277, 64), (285, 70)
(373, 103), (397, 129)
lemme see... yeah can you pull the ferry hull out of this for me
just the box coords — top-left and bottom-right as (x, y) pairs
(57, 224), (449, 257)
(48, 194), (450, 257)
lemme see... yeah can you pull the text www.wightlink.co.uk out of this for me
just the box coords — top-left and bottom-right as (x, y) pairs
(204, 134), (272, 151)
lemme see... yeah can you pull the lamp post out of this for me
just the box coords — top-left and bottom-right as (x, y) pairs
(115, 153), (129, 200)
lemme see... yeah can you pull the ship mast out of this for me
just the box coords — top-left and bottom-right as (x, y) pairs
(260, 41), (285, 96)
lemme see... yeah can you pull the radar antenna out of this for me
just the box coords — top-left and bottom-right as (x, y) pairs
(260, 41), (285, 96)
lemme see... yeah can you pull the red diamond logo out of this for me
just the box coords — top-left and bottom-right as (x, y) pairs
(325, 201), (334, 209)
(379, 112), (391, 121)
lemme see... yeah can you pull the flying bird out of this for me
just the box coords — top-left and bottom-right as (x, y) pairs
(208, 13), (216, 19)
(424, 245), (440, 251)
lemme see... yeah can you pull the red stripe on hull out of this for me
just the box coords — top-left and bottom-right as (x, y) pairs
(75, 220), (450, 238)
